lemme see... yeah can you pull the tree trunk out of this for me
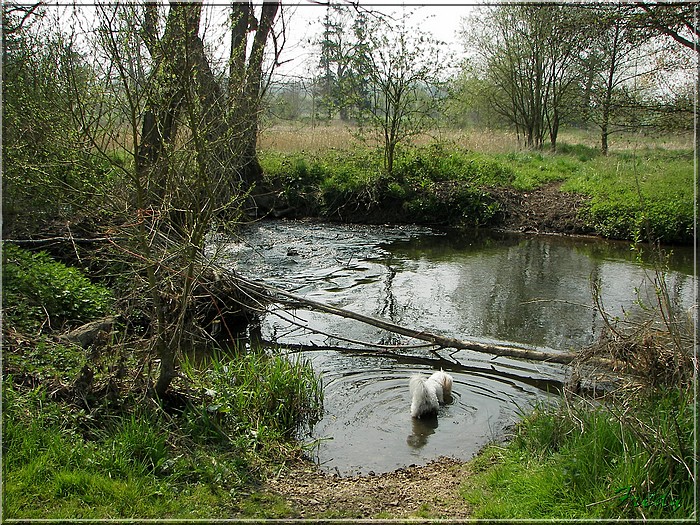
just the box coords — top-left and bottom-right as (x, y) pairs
(601, 122), (610, 156)
(137, 1), (202, 205)
(239, 2), (278, 182)
(230, 273), (598, 366)
(549, 107), (559, 152)
(228, 2), (280, 214)
(134, 1), (280, 397)
(600, 22), (620, 157)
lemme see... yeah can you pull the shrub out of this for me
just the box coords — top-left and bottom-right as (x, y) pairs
(2, 243), (113, 332)
(402, 181), (500, 226)
(393, 144), (514, 186)
(583, 199), (693, 244)
(183, 349), (323, 442)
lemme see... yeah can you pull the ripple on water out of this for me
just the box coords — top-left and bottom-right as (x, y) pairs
(294, 349), (558, 476)
(220, 220), (695, 477)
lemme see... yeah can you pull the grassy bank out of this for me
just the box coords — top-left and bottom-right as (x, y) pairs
(460, 247), (696, 520)
(2, 244), (322, 519)
(3, 197), (695, 519)
(462, 387), (694, 519)
(259, 134), (694, 244)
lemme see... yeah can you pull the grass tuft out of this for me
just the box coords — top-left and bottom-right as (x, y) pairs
(462, 387), (694, 519)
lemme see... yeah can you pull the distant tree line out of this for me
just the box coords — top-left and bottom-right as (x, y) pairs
(267, 2), (696, 155)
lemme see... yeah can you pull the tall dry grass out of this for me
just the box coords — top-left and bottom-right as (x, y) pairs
(258, 122), (522, 153)
(259, 122), (694, 154)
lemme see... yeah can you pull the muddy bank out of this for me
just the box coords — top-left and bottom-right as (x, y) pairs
(262, 456), (473, 519)
(487, 182), (594, 236)
(256, 180), (594, 237)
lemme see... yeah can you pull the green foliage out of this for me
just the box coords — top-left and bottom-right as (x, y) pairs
(259, 152), (324, 213)
(261, 140), (693, 244)
(3, 340), (88, 384)
(555, 142), (600, 162)
(562, 149), (694, 243)
(261, 145), (505, 225)
(2, 244), (114, 332)
(94, 415), (169, 478)
(2, 347), (321, 520)
(183, 349), (323, 442)
(493, 151), (578, 190)
(3, 381), (206, 519)
(393, 144), (514, 186)
(462, 388), (694, 519)
(401, 182), (500, 226)
(2, 17), (112, 236)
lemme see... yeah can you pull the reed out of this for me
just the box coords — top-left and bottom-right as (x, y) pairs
(259, 123), (694, 155)
(181, 348), (324, 441)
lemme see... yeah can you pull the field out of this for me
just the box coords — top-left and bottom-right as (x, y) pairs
(259, 122), (695, 154)
(258, 124), (695, 244)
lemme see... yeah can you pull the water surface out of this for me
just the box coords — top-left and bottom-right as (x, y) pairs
(219, 221), (695, 475)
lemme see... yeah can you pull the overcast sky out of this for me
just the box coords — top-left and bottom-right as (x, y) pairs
(274, 2), (474, 79)
(44, 1), (479, 79)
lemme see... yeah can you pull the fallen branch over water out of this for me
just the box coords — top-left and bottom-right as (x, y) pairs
(228, 272), (585, 366)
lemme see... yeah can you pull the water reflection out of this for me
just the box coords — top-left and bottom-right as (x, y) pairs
(407, 416), (439, 449)
(384, 232), (694, 351)
(221, 221), (695, 476)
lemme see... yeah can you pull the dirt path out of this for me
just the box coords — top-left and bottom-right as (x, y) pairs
(262, 456), (474, 519)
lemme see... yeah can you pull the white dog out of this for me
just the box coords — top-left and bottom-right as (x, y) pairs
(409, 370), (454, 418)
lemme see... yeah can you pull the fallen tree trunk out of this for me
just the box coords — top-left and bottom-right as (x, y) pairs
(229, 273), (586, 366)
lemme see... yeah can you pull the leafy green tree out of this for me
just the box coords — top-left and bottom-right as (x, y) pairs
(463, 4), (591, 150)
(1, 3), (107, 238)
(356, 13), (449, 174)
(5, 1), (282, 398)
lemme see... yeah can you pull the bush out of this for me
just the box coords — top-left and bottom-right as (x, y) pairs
(2, 243), (113, 332)
(584, 199), (693, 244)
(183, 349), (323, 442)
(402, 181), (500, 226)
(393, 144), (514, 186)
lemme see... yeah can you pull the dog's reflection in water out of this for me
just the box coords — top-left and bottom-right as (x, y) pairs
(406, 413), (439, 449)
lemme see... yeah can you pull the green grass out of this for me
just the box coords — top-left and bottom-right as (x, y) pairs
(460, 388), (694, 519)
(561, 148), (694, 243)
(2, 383), (172, 519)
(260, 140), (694, 244)
(2, 347), (323, 520)
(1, 245), (324, 519)
(181, 348), (324, 442)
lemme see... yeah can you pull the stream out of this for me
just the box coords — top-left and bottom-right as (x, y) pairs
(216, 220), (696, 476)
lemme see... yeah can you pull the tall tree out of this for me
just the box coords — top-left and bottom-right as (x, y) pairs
(465, 4), (590, 150)
(70, 1), (281, 397)
(357, 13), (449, 174)
(581, 4), (695, 153)
(230, 1), (280, 193)
(584, 6), (650, 155)
(314, 2), (370, 122)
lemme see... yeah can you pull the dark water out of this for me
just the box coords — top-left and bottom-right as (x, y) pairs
(217, 220), (696, 476)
